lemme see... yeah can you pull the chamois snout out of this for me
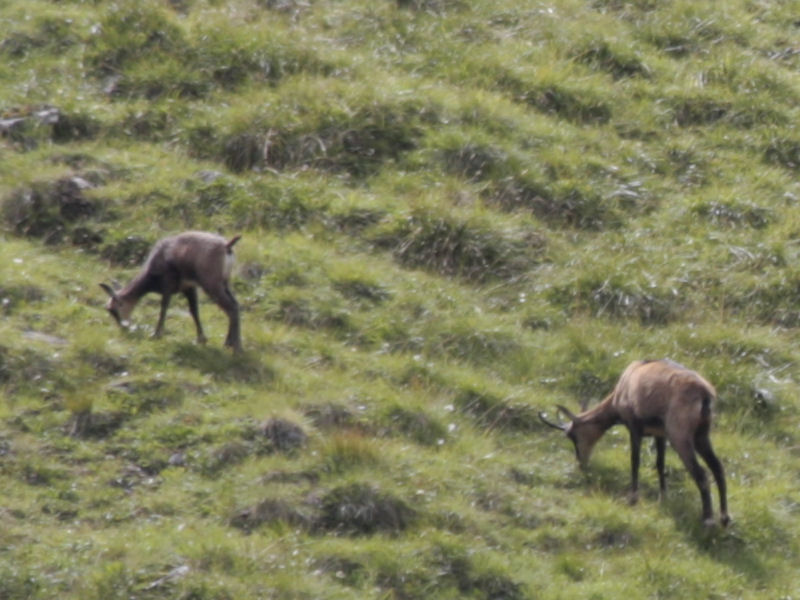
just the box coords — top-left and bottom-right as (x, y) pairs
(540, 406), (594, 468)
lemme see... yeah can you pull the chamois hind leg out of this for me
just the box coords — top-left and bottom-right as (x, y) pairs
(672, 438), (714, 525)
(695, 432), (729, 527)
(205, 282), (241, 351)
(183, 287), (207, 344)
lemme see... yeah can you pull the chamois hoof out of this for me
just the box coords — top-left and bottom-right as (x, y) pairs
(627, 491), (639, 506)
(702, 517), (717, 528)
(720, 514), (731, 528)
(225, 336), (242, 352)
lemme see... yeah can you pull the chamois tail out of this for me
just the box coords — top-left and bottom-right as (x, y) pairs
(226, 235), (242, 252)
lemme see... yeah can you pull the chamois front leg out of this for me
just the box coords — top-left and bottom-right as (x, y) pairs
(628, 425), (643, 505)
(183, 288), (207, 344)
(154, 293), (172, 338)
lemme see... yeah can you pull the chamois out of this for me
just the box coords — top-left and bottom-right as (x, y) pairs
(540, 359), (729, 526)
(100, 231), (242, 351)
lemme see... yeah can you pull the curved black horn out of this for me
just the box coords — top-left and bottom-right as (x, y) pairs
(556, 404), (578, 421)
(99, 283), (117, 299)
(539, 410), (567, 431)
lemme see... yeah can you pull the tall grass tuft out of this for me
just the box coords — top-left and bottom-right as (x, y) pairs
(372, 209), (542, 282)
(315, 482), (416, 535)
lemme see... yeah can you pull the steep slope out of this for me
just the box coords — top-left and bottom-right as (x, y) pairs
(1, 1), (799, 598)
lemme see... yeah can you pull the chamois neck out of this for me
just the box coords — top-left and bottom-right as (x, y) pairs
(119, 269), (157, 301)
(577, 394), (620, 430)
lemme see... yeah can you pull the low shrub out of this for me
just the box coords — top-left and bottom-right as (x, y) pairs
(0, 345), (59, 393)
(85, 1), (188, 76)
(304, 403), (360, 431)
(118, 107), (174, 140)
(315, 482), (416, 535)
(199, 441), (252, 477)
(2, 177), (104, 246)
(492, 177), (618, 229)
(764, 137), (800, 170)
(334, 278), (391, 305)
(0, 566), (41, 599)
(100, 234), (151, 267)
(722, 275), (800, 327)
(667, 94), (730, 127)
(439, 142), (624, 229)
(0, 15), (78, 58)
(259, 417), (307, 453)
(330, 206), (386, 234)
(241, 192), (322, 231)
(106, 379), (185, 416)
(439, 143), (509, 182)
(572, 39), (652, 80)
(431, 544), (526, 600)
(434, 324), (520, 365)
(270, 295), (353, 333)
(0, 284), (45, 314)
(68, 410), (127, 439)
(319, 432), (380, 474)
(381, 405), (446, 446)
(230, 498), (311, 533)
(222, 104), (421, 177)
(372, 210), (542, 282)
(313, 555), (368, 588)
(692, 200), (772, 229)
(455, 389), (542, 433)
(547, 274), (680, 325)
(171, 346), (275, 384)
(502, 77), (612, 125)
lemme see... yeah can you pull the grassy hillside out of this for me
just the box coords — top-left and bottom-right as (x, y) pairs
(2, 0), (800, 598)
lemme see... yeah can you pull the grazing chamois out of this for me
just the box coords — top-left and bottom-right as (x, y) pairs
(100, 231), (242, 351)
(540, 359), (729, 526)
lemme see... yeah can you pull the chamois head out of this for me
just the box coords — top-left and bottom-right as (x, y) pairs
(99, 283), (135, 329)
(539, 405), (604, 469)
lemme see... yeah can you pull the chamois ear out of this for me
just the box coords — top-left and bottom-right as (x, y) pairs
(99, 283), (117, 299)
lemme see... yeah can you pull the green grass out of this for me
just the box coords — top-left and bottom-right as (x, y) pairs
(2, 0), (800, 598)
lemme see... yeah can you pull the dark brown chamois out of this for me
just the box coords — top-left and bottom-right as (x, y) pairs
(101, 231), (242, 351)
(540, 359), (729, 526)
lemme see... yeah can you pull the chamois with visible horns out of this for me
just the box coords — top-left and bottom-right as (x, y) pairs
(540, 359), (729, 526)
(100, 231), (242, 351)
